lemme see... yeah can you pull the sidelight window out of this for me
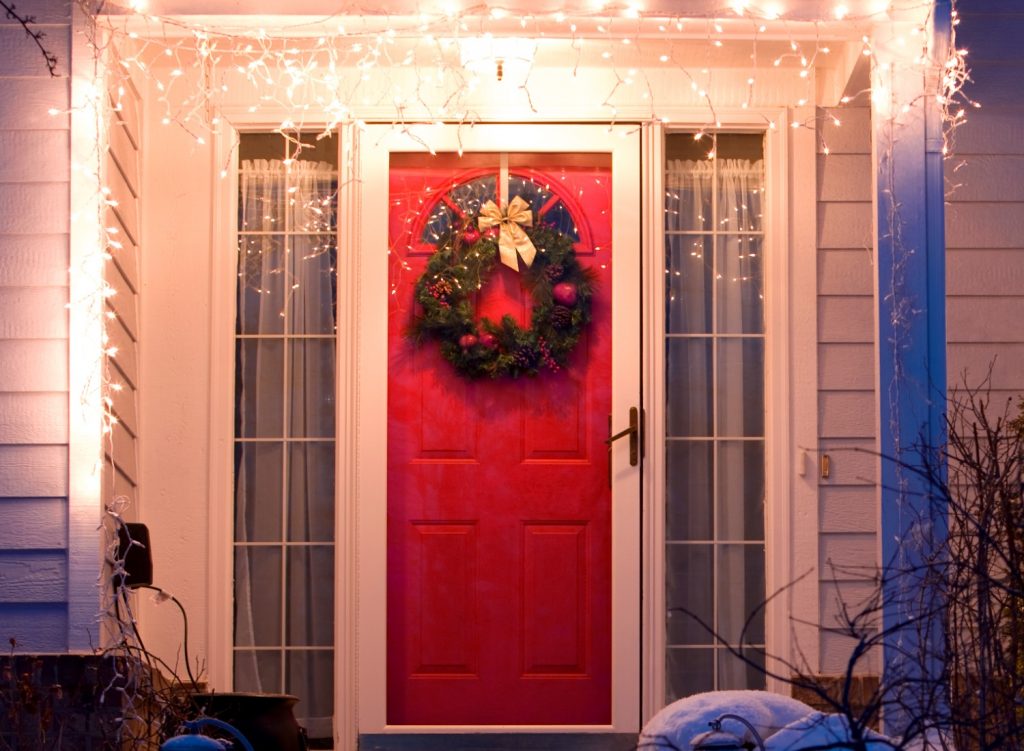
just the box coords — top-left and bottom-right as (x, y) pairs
(663, 132), (767, 701)
(232, 132), (338, 746)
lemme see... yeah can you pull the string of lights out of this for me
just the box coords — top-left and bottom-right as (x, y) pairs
(66, 0), (970, 482)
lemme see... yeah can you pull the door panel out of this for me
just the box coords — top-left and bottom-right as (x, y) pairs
(386, 155), (612, 725)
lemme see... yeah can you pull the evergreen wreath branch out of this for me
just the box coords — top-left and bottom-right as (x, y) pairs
(409, 221), (596, 379)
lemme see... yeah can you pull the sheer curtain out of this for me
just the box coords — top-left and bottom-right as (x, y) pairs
(664, 156), (765, 694)
(235, 158), (337, 739)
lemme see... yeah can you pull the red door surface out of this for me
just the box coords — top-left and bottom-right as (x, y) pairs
(387, 152), (613, 725)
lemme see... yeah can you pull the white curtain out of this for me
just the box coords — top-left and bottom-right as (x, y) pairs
(665, 157), (766, 690)
(234, 158), (337, 739)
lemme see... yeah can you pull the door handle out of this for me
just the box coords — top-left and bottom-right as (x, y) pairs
(606, 406), (643, 467)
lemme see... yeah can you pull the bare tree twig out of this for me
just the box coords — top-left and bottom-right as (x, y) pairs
(1, 1), (60, 76)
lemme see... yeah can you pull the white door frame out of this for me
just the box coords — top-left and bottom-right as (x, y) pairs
(343, 122), (643, 736)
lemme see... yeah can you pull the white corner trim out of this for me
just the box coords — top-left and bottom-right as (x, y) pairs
(206, 123), (240, 688)
(68, 3), (107, 653)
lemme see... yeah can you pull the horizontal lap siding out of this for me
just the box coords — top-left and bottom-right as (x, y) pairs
(816, 103), (878, 675)
(946, 9), (1024, 403)
(0, 8), (72, 651)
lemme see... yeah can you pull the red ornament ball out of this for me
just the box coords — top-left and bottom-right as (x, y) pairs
(458, 334), (478, 349)
(552, 282), (578, 307)
(461, 227), (481, 245)
(478, 332), (498, 349)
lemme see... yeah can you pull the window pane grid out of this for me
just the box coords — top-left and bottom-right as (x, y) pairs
(234, 132), (338, 743)
(664, 133), (766, 701)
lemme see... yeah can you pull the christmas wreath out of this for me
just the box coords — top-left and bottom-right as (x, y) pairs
(409, 196), (596, 379)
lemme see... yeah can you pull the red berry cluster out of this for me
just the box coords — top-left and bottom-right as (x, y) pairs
(537, 337), (560, 372)
(427, 278), (453, 308)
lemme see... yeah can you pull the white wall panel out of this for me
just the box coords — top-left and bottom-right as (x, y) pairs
(819, 391), (875, 439)
(818, 249), (873, 295)
(0, 131), (70, 182)
(0, 392), (69, 443)
(951, 110), (1024, 155)
(0, 445), (68, 497)
(817, 296), (873, 343)
(0, 234), (70, 286)
(0, 0), (70, 23)
(950, 155), (1024, 201)
(0, 25), (70, 76)
(0, 80), (69, 130)
(819, 344), (874, 390)
(0, 605), (68, 652)
(944, 9), (1024, 418)
(815, 107), (878, 675)
(0, 2), (72, 654)
(816, 108), (871, 154)
(0, 183), (69, 234)
(946, 204), (1024, 249)
(820, 533), (877, 582)
(0, 340), (68, 391)
(947, 297), (1024, 342)
(947, 249), (1024, 295)
(0, 498), (68, 549)
(0, 551), (68, 602)
(0, 287), (68, 338)
(817, 202), (873, 248)
(820, 630), (879, 674)
(816, 155), (871, 202)
(819, 487), (877, 534)
(947, 342), (1024, 390)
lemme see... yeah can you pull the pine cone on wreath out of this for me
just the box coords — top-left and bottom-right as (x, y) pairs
(544, 263), (565, 283)
(512, 346), (538, 370)
(550, 305), (574, 329)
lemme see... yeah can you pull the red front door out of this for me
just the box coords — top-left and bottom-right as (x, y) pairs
(386, 152), (614, 725)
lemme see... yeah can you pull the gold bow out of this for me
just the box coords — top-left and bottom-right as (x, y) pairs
(477, 196), (537, 272)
